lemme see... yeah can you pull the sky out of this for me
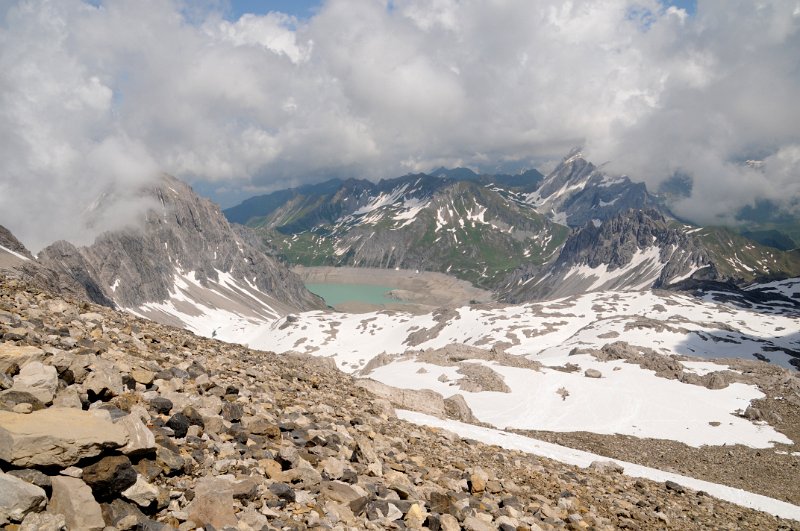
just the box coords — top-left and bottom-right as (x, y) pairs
(0, 0), (798, 252)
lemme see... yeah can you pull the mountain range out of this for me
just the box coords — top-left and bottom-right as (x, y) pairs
(225, 152), (800, 299)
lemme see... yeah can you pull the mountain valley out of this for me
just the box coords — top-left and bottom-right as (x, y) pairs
(1, 158), (800, 529)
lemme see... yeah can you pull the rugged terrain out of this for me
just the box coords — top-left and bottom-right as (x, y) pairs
(5, 174), (325, 332)
(225, 152), (800, 298)
(1, 273), (799, 530)
(502, 209), (800, 302)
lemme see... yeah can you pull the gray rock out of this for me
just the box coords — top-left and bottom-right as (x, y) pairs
(187, 477), (238, 529)
(116, 411), (156, 456)
(12, 361), (58, 404)
(0, 408), (127, 467)
(19, 512), (66, 531)
(121, 475), (159, 507)
(584, 368), (602, 379)
(48, 476), (106, 531)
(0, 344), (45, 375)
(0, 471), (47, 524)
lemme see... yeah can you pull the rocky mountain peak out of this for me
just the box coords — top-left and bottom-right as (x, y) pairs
(25, 174), (323, 326)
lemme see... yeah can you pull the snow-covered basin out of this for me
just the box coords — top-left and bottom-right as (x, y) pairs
(397, 411), (800, 522)
(239, 289), (798, 448)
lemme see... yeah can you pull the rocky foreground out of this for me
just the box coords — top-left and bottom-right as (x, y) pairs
(0, 274), (798, 530)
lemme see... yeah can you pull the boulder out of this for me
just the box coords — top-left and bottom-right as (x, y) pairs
(584, 368), (602, 379)
(187, 476), (238, 529)
(82, 455), (137, 501)
(12, 362), (58, 404)
(0, 471), (47, 524)
(0, 408), (127, 467)
(48, 476), (105, 531)
(0, 344), (45, 374)
(356, 379), (447, 418)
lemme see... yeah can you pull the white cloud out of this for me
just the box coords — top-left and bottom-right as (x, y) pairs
(0, 0), (798, 250)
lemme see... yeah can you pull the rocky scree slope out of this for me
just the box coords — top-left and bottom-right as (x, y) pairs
(233, 175), (567, 289)
(1, 275), (798, 530)
(17, 175), (324, 321)
(502, 209), (800, 302)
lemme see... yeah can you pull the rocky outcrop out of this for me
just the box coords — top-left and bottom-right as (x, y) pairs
(0, 273), (794, 530)
(23, 175), (324, 318)
(526, 150), (656, 228)
(503, 209), (710, 301)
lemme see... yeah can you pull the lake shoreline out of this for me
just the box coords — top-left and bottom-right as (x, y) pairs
(293, 265), (494, 313)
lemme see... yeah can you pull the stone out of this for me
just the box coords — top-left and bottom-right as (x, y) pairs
(405, 502), (426, 528)
(0, 471), (47, 524)
(116, 412), (156, 456)
(121, 475), (159, 507)
(269, 482), (296, 502)
(584, 368), (602, 378)
(48, 476), (106, 531)
(320, 481), (361, 504)
(187, 477), (238, 529)
(6, 469), (51, 490)
(0, 344), (45, 374)
(131, 369), (155, 386)
(589, 460), (624, 474)
(82, 455), (137, 501)
(12, 362), (58, 404)
(0, 408), (127, 467)
(221, 401), (243, 422)
(166, 412), (190, 438)
(464, 515), (496, 531)
(19, 511), (66, 531)
(0, 390), (45, 412)
(83, 362), (124, 400)
(665, 480), (686, 494)
(439, 513), (461, 531)
(52, 387), (82, 408)
(148, 397), (173, 415)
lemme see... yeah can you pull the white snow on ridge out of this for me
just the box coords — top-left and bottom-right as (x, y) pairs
(129, 269), (283, 339)
(562, 246), (663, 292)
(397, 411), (800, 522)
(0, 244), (29, 261)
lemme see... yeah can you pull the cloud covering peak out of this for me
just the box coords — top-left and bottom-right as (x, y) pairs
(1, 0), (798, 250)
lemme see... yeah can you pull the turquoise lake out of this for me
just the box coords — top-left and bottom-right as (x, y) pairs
(305, 283), (401, 307)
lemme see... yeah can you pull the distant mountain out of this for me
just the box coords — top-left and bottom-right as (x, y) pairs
(21, 175), (324, 332)
(514, 150), (658, 227)
(502, 209), (800, 302)
(226, 172), (565, 288)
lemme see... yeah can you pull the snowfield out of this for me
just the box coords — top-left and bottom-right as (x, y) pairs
(220, 287), (800, 449)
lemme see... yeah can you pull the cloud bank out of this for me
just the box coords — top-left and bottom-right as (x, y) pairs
(1, 0), (798, 250)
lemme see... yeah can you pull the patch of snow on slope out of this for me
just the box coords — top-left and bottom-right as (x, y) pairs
(563, 246), (663, 291)
(367, 356), (785, 448)
(352, 185), (409, 216)
(396, 411), (800, 521)
(392, 197), (429, 228)
(0, 244), (29, 261)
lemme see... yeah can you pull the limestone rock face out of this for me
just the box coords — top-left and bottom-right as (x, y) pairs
(0, 408), (127, 467)
(48, 476), (105, 531)
(356, 379), (447, 418)
(0, 471), (46, 524)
